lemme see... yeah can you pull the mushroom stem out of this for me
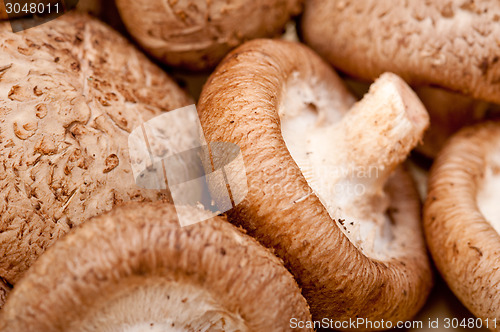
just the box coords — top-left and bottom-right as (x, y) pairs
(306, 74), (428, 223)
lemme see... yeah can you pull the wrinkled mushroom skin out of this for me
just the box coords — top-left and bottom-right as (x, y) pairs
(115, 0), (303, 71)
(0, 203), (312, 331)
(0, 13), (191, 286)
(0, 279), (10, 309)
(301, 0), (500, 104)
(425, 122), (500, 325)
(198, 39), (433, 326)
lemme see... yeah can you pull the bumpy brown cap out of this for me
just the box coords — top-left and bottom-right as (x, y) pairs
(115, 0), (303, 71)
(0, 13), (191, 286)
(301, 0), (500, 104)
(425, 122), (500, 324)
(198, 39), (433, 326)
(0, 202), (312, 331)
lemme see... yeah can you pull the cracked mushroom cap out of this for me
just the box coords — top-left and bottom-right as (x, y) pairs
(198, 39), (433, 326)
(424, 122), (500, 324)
(115, 0), (303, 71)
(301, 0), (500, 104)
(0, 13), (191, 287)
(0, 202), (312, 332)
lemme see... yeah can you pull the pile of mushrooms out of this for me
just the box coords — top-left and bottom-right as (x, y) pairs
(199, 39), (433, 324)
(0, 203), (312, 331)
(2, 0), (499, 329)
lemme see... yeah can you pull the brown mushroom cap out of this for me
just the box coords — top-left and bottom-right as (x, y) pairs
(0, 202), (312, 331)
(198, 39), (433, 326)
(424, 122), (500, 323)
(343, 79), (500, 159)
(301, 0), (500, 104)
(115, 0), (302, 71)
(0, 13), (190, 286)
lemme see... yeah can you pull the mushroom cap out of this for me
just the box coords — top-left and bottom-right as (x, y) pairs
(0, 202), (312, 331)
(0, 13), (191, 285)
(301, 0), (500, 104)
(424, 121), (500, 323)
(115, 0), (302, 71)
(198, 39), (432, 325)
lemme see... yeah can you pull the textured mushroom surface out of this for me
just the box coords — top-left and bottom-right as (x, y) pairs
(115, 0), (302, 71)
(0, 279), (10, 308)
(0, 202), (312, 332)
(425, 122), (500, 324)
(0, 13), (191, 286)
(199, 39), (433, 326)
(301, 0), (500, 104)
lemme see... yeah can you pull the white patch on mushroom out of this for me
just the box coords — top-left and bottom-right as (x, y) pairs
(280, 73), (428, 260)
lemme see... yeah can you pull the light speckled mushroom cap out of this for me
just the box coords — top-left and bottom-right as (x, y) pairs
(0, 12), (191, 286)
(301, 0), (500, 104)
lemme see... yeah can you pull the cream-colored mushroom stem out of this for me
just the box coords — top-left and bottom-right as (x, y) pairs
(301, 0), (500, 104)
(282, 73), (428, 257)
(199, 39), (433, 327)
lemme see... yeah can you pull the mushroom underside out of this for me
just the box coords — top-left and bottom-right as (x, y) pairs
(280, 71), (427, 261)
(60, 277), (249, 332)
(424, 122), (500, 322)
